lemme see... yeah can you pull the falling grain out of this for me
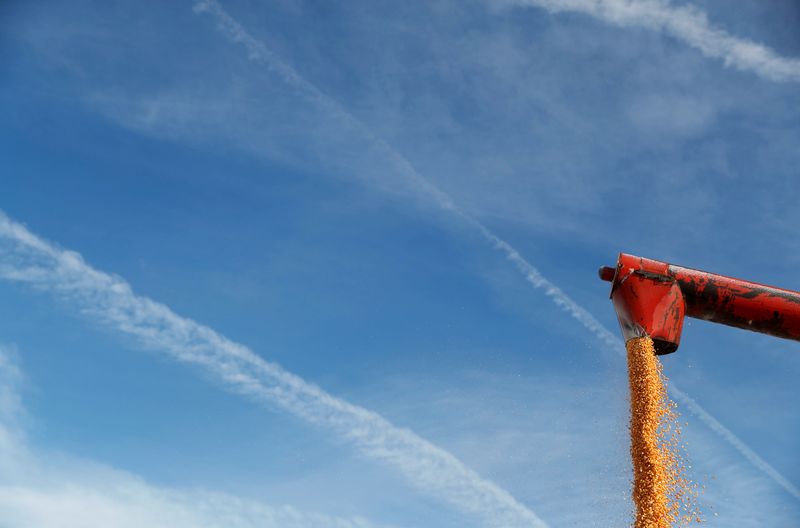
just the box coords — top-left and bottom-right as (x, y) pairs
(627, 336), (701, 527)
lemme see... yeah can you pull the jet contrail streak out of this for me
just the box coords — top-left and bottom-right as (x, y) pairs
(506, 0), (800, 83)
(0, 210), (549, 528)
(192, 0), (800, 501)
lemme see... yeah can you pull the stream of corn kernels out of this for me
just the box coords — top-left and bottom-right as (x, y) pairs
(627, 336), (701, 527)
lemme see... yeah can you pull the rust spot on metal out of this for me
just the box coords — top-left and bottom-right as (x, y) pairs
(634, 270), (673, 283)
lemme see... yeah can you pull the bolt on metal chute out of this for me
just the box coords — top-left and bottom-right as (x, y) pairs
(599, 253), (800, 354)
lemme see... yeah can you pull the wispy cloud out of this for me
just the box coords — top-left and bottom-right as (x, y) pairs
(191, 0), (800, 503)
(499, 0), (800, 82)
(0, 211), (549, 528)
(0, 488), (381, 528)
(0, 345), (391, 528)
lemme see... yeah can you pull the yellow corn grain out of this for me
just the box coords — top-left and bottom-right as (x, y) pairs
(627, 336), (701, 527)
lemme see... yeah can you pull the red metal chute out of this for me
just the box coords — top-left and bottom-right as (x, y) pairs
(599, 253), (800, 354)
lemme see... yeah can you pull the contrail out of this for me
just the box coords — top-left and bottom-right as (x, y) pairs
(0, 211), (549, 528)
(192, 0), (800, 501)
(504, 0), (800, 83)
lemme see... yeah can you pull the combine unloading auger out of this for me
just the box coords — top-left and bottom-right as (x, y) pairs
(599, 253), (800, 354)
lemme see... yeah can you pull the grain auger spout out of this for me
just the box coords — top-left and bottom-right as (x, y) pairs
(599, 253), (800, 355)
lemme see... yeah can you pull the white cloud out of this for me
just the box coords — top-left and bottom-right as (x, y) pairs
(0, 484), (383, 528)
(0, 345), (388, 528)
(500, 0), (800, 82)
(0, 212), (549, 528)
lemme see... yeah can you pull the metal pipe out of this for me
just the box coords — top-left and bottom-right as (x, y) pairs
(599, 253), (800, 354)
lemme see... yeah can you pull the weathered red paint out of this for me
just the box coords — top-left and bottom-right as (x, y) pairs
(599, 253), (800, 355)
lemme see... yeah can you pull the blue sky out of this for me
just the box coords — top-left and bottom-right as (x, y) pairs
(1, 0), (799, 526)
